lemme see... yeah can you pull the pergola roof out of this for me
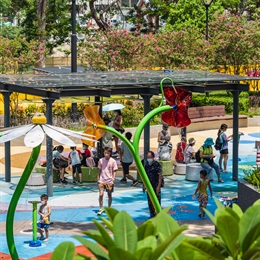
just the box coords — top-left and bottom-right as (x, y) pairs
(0, 69), (257, 99)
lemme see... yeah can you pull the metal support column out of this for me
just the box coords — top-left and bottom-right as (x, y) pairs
(181, 127), (187, 139)
(95, 96), (103, 158)
(71, 0), (77, 72)
(43, 98), (55, 197)
(3, 91), (11, 182)
(232, 90), (239, 181)
(141, 94), (152, 157)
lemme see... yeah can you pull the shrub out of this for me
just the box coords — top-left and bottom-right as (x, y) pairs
(191, 92), (249, 114)
(243, 168), (260, 191)
(51, 200), (260, 259)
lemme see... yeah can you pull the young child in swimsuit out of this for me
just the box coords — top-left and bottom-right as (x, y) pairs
(193, 170), (213, 219)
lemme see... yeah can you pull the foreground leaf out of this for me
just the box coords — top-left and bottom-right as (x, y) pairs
(73, 236), (108, 260)
(155, 211), (186, 240)
(109, 247), (137, 260)
(137, 235), (157, 251)
(113, 211), (137, 253)
(216, 215), (239, 257)
(105, 207), (119, 223)
(135, 247), (153, 260)
(243, 247), (260, 260)
(231, 203), (243, 219)
(182, 238), (225, 260)
(150, 228), (186, 260)
(51, 242), (75, 260)
(240, 205), (260, 250)
(137, 221), (156, 241)
(82, 229), (106, 247)
(99, 217), (113, 232)
(241, 222), (260, 253)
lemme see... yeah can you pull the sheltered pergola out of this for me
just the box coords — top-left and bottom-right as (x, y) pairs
(0, 69), (258, 196)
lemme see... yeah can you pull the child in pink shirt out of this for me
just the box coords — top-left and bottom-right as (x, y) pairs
(97, 147), (118, 215)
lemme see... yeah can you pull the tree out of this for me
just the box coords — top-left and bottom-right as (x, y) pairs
(0, 0), (13, 18)
(166, 0), (224, 33)
(208, 13), (260, 75)
(88, 0), (122, 30)
(36, 0), (47, 67)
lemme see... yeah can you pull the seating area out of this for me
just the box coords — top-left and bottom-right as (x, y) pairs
(186, 105), (247, 132)
(76, 167), (98, 182)
(34, 165), (99, 183)
(158, 160), (173, 176)
(174, 163), (214, 182)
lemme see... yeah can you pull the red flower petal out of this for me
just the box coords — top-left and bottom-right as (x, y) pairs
(162, 86), (192, 128)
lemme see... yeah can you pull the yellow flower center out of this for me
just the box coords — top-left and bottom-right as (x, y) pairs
(32, 113), (47, 125)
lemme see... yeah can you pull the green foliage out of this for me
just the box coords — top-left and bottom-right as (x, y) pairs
(79, 29), (209, 71)
(243, 168), (260, 190)
(52, 200), (260, 260)
(51, 241), (75, 260)
(52, 208), (188, 260)
(166, 0), (224, 33)
(0, 36), (44, 73)
(209, 14), (260, 75)
(0, 25), (22, 39)
(191, 92), (249, 114)
(19, 0), (73, 53)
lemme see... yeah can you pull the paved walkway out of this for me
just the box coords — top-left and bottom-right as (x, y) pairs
(0, 126), (259, 259)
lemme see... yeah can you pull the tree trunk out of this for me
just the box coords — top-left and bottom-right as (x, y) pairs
(89, 0), (110, 30)
(36, 0), (47, 68)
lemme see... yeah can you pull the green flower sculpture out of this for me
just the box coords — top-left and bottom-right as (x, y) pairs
(84, 77), (191, 217)
(0, 113), (96, 259)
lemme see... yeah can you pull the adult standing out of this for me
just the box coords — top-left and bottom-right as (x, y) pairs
(52, 145), (69, 184)
(184, 137), (196, 163)
(157, 123), (172, 160)
(217, 124), (233, 173)
(112, 110), (123, 154)
(119, 132), (138, 186)
(102, 115), (114, 149)
(200, 138), (224, 183)
(97, 147), (118, 215)
(143, 151), (163, 218)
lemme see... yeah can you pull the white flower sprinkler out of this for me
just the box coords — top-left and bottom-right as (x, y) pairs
(0, 113), (96, 260)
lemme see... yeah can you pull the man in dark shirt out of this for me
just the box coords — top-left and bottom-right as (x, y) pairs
(143, 151), (163, 218)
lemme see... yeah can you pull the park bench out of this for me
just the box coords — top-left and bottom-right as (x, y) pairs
(186, 105), (247, 132)
(188, 105), (247, 123)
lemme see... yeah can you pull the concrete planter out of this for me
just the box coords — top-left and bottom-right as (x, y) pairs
(238, 180), (260, 212)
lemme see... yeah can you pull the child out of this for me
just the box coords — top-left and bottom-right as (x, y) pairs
(193, 170), (212, 219)
(68, 146), (83, 185)
(37, 194), (51, 242)
(97, 147), (118, 215)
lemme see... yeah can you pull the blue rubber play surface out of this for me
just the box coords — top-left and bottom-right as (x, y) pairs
(0, 131), (258, 258)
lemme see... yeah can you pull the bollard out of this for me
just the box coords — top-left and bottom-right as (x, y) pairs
(256, 149), (260, 167)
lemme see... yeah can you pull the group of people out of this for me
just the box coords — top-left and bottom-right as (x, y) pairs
(52, 143), (96, 185)
(192, 123), (233, 218)
(38, 119), (233, 242)
(175, 123), (232, 174)
(36, 147), (163, 242)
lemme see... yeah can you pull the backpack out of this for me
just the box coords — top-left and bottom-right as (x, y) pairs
(214, 136), (222, 150)
(195, 148), (202, 163)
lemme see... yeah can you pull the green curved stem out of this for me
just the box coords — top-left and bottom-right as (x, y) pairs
(159, 77), (174, 107)
(99, 77), (174, 214)
(6, 144), (41, 260)
(132, 105), (172, 213)
(98, 104), (172, 215)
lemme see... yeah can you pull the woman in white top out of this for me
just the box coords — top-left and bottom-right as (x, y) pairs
(184, 138), (196, 163)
